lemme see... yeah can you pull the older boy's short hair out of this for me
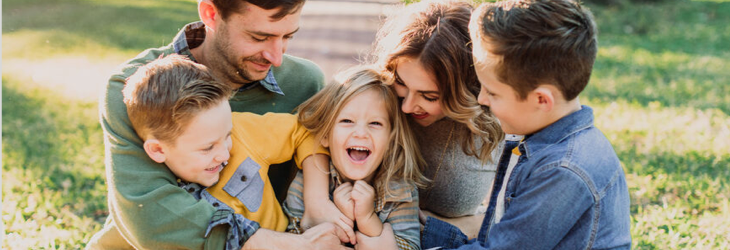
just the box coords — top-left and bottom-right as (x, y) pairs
(213, 0), (305, 21)
(471, 0), (597, 101)
(123, 54), (233, 143)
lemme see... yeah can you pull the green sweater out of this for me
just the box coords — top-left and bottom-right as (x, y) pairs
(90, 24), (324, 249)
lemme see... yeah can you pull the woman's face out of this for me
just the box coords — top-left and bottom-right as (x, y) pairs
(392, 57), (446, 127)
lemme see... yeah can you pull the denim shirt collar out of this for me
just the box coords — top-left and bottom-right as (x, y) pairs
(521, 105), (594, 158)
(257, 73), (284, 96)
(172, 22), (284, 96)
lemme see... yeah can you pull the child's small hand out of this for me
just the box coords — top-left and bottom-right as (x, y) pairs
(302, 201), (354, 229)
(302, 200), (357, 245)
(333, 182), (356, 221)
(351, 180), (376, 222)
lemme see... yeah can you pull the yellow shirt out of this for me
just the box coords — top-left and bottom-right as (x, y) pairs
(207, 112), (327, 231)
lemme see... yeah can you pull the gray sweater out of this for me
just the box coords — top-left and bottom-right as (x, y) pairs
(412, 117), (503, 217)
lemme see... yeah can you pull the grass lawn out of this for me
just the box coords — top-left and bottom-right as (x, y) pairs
(2, 0), (729, 249)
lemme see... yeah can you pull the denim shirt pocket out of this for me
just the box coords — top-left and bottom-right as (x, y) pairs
(223, 157), (265, 212)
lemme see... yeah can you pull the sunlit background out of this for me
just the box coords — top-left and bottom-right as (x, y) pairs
(2, 0), (729, 249)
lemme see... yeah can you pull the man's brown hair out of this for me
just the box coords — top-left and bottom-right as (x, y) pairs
(123, 54), (233, 143)
(212, 0), (305, 21)
(471, 0), (598, 100)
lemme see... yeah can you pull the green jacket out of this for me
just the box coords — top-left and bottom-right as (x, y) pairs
(88, 22), (324, 249)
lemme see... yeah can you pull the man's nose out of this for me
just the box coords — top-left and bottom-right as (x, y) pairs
(262, 38), (284, 67)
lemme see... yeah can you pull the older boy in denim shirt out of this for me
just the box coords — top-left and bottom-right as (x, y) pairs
(421, 0), (631, 249)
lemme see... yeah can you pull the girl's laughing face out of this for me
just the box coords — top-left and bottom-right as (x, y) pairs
(323, 88), (391, 182)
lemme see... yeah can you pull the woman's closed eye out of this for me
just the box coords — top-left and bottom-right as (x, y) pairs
(394, 71), (405, 85)
(422, 93), (439, 102)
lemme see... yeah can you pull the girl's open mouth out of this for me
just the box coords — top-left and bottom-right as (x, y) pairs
(347, 146), (371, 162)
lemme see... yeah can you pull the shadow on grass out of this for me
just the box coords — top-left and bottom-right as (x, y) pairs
(582, 1), (730, 114)
(2, 0), (198, 52)
(3, 82), (63, 169)
(618, 144), (730, 214)
(586, 54), (729, 114)
(619, 144), (730, 249)
(590, 1), (730, 56)
(2, 77), (107, 221)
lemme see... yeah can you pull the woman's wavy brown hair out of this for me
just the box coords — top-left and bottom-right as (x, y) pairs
(371, 0), (504, 163)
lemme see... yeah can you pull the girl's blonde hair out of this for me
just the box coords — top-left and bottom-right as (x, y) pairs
(371, 0), (504, 163)
(297, 65), (428, 194)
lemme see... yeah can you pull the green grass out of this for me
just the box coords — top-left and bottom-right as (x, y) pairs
(2, 76), (107, 249)
(2, 0), (197, 58)
(2, 0), (197, 248)
(587, 0), (730, 114)
(2, 0), (729, 249)
(588, 100), (730, 249)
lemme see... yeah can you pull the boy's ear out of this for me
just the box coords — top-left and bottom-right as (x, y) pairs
(198, 0), (218, 31)
(532, 85), (555, 112)
(143, 139), (167, 163)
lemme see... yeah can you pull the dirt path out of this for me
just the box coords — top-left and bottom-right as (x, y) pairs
(287, 0), (402, 83)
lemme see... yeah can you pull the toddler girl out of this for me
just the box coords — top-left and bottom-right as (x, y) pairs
(283, 66), (427, 250)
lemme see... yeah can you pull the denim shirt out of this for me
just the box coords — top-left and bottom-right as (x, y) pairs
(421, 106), (632, 250)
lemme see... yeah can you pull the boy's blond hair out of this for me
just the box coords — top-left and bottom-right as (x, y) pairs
(470, 0), (598, 101)
(123, 54), (233, 143)
(296, 65), (428, 193)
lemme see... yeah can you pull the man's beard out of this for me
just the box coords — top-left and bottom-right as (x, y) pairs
(210, 35), (270, 86)
(234, 55), (272, 83)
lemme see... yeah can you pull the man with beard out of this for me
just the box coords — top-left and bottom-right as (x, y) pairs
(88, 0), (349, 249)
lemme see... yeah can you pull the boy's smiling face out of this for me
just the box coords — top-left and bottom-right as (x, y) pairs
(323, 88), (391, 183)
(157, 100), (233, 187)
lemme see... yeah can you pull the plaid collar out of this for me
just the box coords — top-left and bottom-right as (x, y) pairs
(172, 21), (284, 96)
